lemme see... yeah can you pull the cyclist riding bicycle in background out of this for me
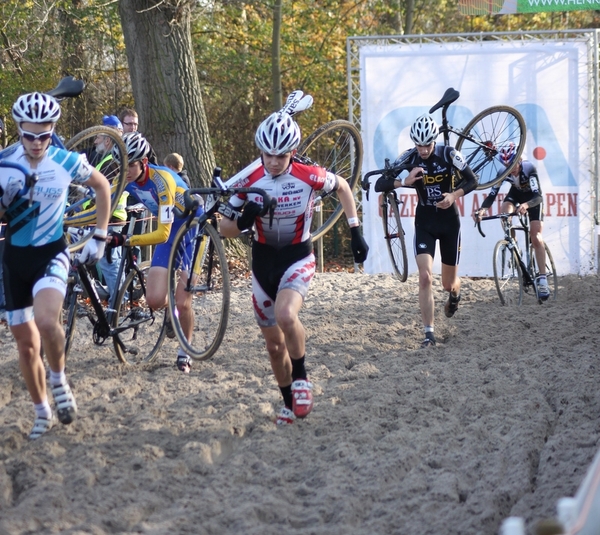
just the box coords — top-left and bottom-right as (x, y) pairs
(220, 111), (369, 426)
(374, 114), (478, 348)
(109, 132), (201, 373)
(0, 92), (111, 439)
(473, 145), (550, 300)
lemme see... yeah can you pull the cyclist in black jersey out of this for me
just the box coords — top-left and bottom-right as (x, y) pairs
(376, 114), (477, 348)
(474, 147), (550, 299)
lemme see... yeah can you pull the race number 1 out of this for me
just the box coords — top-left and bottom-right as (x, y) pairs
(160, 204), (175, 224)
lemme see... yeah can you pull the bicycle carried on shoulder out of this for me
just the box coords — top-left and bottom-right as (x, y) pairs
(476, 211), (558, 305)
(361, 87), (527, 281)
(221, 90), (363, 241)
(165, 169), (276, 362)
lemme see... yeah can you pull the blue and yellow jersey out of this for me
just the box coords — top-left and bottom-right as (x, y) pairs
(125, 164), (188, 247)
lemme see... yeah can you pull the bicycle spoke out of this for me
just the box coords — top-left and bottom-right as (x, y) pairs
(493, 241), (523, 305)
(456, 106), (526, 190)
(297, 120), (363, 241)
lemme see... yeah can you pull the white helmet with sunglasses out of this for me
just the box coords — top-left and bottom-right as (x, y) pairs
(12, 92), (61, 125)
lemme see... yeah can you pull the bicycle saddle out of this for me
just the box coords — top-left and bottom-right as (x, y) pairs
(429, 87), (460, 114)
(46, 76), (86, 99)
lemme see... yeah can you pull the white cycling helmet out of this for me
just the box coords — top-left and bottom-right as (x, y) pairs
(12, 92), (61, 124)
(410, 114), (439, 146)
(255, 112), (301, 155)
(113, 132), (150, 164)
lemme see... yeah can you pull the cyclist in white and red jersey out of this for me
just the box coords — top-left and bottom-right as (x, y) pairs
(375, 114), (478, 348)
(474, 146), (549, 299)
(0, 92), (111, 439)
(220, 111), (369, 425)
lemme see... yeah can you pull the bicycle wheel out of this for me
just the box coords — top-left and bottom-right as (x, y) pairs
(167, 219), (230, 361)
(455, 106), (526, 190)
(493, 240), (523, 305)
(63, 126), (128, 240)
(112, 264), (166, 365)
(530, 243), (558, 303)
(296, 120), (363, 241)
(381, 192), (408, 282)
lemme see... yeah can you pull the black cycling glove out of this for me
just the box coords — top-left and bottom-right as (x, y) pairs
(374, 176), (396, 193)
(236, 201), (263, 231)
(350, 226), (369, 263)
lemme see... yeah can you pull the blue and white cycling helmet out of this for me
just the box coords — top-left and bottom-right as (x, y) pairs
(12, 92), (61, 124)
(255, 112), (301, 155)
(112, 132), (150, 164)
(499, 142), (517, 166)
(410, 114), (439, 146)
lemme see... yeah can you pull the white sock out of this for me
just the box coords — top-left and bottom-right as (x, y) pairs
(424, 325), (434, 334)
(34, 400), (52, 419)
(49, 370), (67, 386)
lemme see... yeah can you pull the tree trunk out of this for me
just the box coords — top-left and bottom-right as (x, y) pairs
(405, 0), (415, 35)
(118, 0), (215, 186)
(271, 0), (283, 111)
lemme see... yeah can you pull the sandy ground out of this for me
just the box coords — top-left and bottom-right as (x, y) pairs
(0, 271), (599, 535)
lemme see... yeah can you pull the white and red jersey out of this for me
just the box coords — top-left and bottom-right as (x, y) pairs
(228, 160), (338, 249)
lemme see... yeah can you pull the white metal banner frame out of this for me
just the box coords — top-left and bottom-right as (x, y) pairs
(347, 30), (600, 276)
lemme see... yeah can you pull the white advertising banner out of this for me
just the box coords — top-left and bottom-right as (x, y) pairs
(359, 39), (593, 276)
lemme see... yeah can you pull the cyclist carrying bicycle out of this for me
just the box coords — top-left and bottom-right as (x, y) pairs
(473, 145), (550, 300)
(374, 114), (478, 348)
(0, 92), (111, 439)
(109, 132), (201, 373)
(220, 111), (369, 425)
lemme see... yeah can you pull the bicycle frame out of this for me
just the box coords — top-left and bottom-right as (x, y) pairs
(478, 212), (535, 287)
(68, 215), (154, 349)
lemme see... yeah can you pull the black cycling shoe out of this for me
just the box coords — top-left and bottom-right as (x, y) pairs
(165, 317), (176, 339)
(444, 292), (461, 318)
(421, 332), (436, 348)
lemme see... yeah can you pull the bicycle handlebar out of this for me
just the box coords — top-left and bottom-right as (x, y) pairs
(182, 183), (277, 228)
(0, 159), (39, 207)
(474, 210), (527, 238)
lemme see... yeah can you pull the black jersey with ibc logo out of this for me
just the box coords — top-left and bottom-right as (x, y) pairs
(402, 144), (472, 220)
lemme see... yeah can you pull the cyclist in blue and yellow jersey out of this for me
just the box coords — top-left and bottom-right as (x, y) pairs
(375, 114), (478, 348)
(109, 132), (200, 373)
(474, 145), (549, 300)
(0, 92), (111, 439)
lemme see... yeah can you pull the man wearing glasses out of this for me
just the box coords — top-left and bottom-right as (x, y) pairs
(0, 92), (111, 439)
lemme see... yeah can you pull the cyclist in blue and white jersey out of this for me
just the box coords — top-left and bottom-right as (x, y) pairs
(474, 146), (549, 299)
(0, 92), (111, 439)
(220, 112), (369, 425)
(375, 114), (478, 348)
(109, 132), (200, 373)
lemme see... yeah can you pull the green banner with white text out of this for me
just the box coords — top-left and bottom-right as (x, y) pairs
(459, 0), (600, 14)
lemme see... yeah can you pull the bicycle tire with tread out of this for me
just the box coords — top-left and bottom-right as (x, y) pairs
(296, 120), (363, 241)
(455, 105), (526, 191)
(493, 239), (523, 305)
(167, 219), (230, 361)
(382, 192), (408, 282)
(64, 126), (128, 237)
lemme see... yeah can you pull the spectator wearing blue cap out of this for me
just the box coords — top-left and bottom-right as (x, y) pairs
(102, 115), (123, 132)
